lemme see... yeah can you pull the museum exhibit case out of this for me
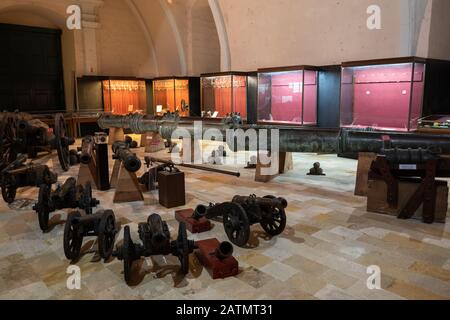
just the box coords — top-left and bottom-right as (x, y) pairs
(257, 66), (318, 125)
(201, 72), (249, 119)
(152, 77), (200, 117)
(102, 79), (147, 115)
(340, 58), (427, 132)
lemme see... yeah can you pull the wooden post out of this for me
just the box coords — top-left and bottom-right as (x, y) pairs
(109, 159), (121, 188)
(255, 151), (293, 183)
(354, 152), (377, 196)
(108, 128), (125, 145)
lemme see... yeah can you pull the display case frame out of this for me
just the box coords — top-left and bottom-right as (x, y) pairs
(256, 65), (319, 126)
(152, 76), (200, 117)
(340, 56), (450, 132)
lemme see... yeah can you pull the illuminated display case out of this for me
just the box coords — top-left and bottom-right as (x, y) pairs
(257, 66), (318, 125)
(102, 79), (147, 115)
(77, 76), (151, 115)
(152, 77), (200, 117)
(340, 57), (428, 132)
(201, 72), (249, 119)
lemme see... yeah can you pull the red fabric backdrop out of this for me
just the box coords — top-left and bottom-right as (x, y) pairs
(103, 80), (146, 115)
(347, 63), (425, 131)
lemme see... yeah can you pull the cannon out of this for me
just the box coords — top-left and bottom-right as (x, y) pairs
(64, 209), (117, 261)
(380, 147), (441, 164)
(113, 214), (197, 285)
(0, 154), (57, 203)
(80, 135), (95, 165)
(214, 241), (234, 260)
(32, 178), (100, 232)
(138, 157), (180, 191)
(124, 135), (138, 149)
(112, 141), (141, 173)
(0, 112), (75, 171)
(194, 194), (287, 247)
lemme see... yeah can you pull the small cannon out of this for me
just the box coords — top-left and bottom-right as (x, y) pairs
(0, 154), (57, 203)
(112, 141), (141, 173)
(64, 209), (117, 261)
(214, 241), (234, 260)
(0, 112), (75, 171)
(124, 135), (138, 149)
(32, 177), (100, 232)
(113, 214), (197, 285)
(138, 157), (180, 191)
(194, 194), (287, 247)
(80, 135), (95, 165)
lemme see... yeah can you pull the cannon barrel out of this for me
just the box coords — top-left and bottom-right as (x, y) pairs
(97, 114), (450, 157)
(112, 141), (141, 172)
(149, 157), (240, 177)
(214, 241), (233, 260)
(1, 154), (27, 173)
(193, 204), (208, 220)
(147, 214), (168, 246)
(232, 195), (288, 209)
(381, 147), (441, 164)
(80, 136), (94, 165)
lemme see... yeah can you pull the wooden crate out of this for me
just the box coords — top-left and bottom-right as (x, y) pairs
(367, 179), (448, 223)
(158, 170), (186, 208)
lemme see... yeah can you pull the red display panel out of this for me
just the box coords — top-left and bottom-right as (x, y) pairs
(257, 69), (318, 125)
(340, 63), (426, 132)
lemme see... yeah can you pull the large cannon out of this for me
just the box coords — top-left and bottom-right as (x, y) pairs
(64, 209), (117, 261)
(113, 214), (196, 285)
(0, 112), (75, 171)
(97, 113), (450, 157)
(0, 154), (57, 203)
(194, 194), (288, 247)
(32, 178), (100, 232)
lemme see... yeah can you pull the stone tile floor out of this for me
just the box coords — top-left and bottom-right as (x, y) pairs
(0, 139), (449, 300)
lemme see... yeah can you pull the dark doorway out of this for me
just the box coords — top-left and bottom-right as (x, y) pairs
(0, 23), (65, 113)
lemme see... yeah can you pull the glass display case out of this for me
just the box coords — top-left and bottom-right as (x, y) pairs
(201, 72), (248, 119)
(103, 79), (147, 115)
(153, 77), (197, 117)
(340, 58), (426, 132)
(257, 66), (318, 125)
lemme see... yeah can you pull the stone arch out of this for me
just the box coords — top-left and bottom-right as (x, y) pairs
(207, 0), (231, 71)
(187, 0), (221, 75)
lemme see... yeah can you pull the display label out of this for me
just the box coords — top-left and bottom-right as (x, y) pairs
(399, 164), (417, 170)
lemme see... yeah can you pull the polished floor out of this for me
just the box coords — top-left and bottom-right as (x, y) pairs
(0, 140), (449, 300)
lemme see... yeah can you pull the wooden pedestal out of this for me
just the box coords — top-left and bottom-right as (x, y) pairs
(255, 151), (293, 183)
(158, 170), (185, 208)
(111, 160), (144, 203)
(367, 179), (448, 223)
(77, 162), (99, 190)
(354, 152), (377, 196)
(108, 128), (124, 145)
(175, 209), (212, 233)
(195, 239), (239, 279)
